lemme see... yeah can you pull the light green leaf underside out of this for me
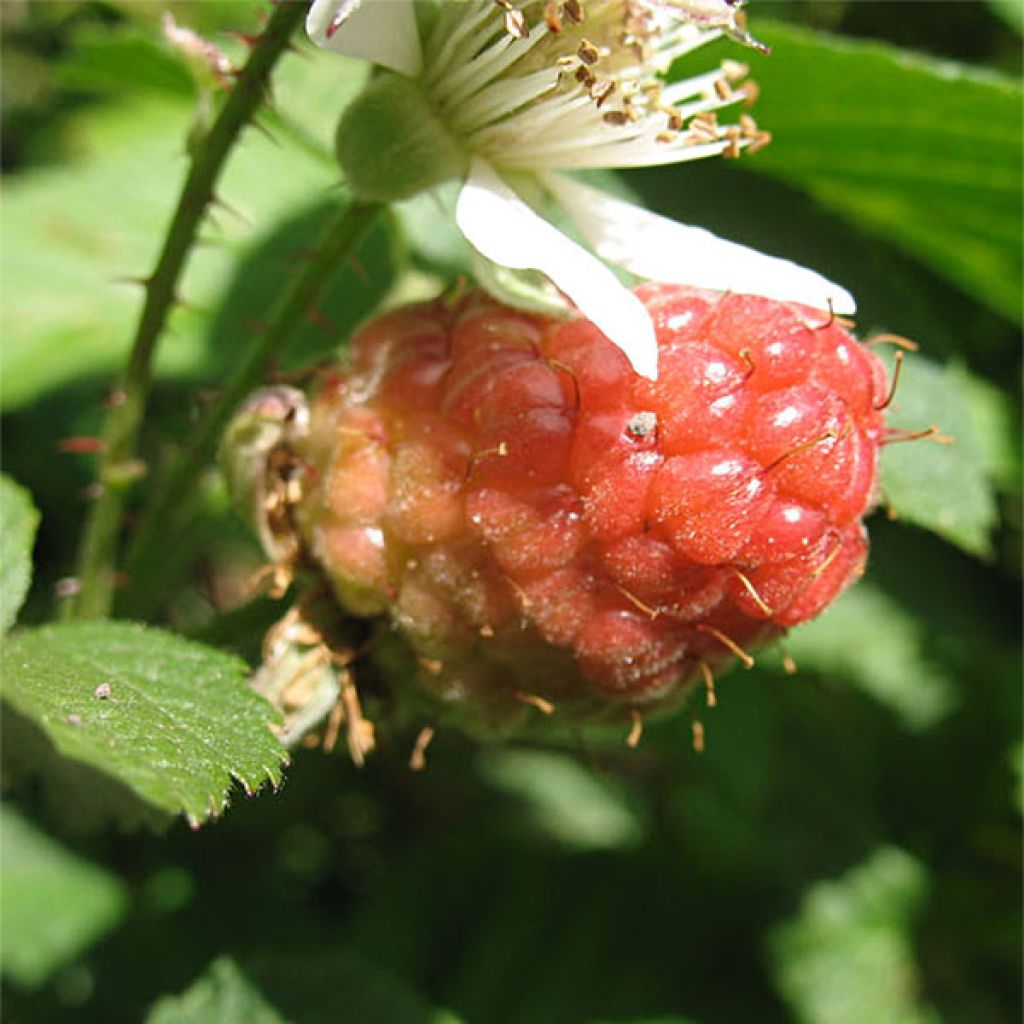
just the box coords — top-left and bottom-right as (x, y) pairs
(744, 22), (1022, 322)
(0, 804), (128, 988)
(146, 952), (465, 1024)
(146, 958), (286, 1024)
(879, 353), (999, 557)
(769, 847), (940, 1024)
(0, 46), (371, 410)
(0, 474), (40, 632)
(0, 622), (286, 825)
(986, 0), (1024, 33)
(786, 582), (957, 730)
(958, 371), (1020, 492)
(478, 749), (644, 851)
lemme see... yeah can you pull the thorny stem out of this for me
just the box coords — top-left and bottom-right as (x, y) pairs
(124, 199), (383, 610)
(68, 0), (306, 620)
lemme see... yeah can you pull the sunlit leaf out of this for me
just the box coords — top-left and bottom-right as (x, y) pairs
(0, 622), (286, 825)
(55, 27), (194, 98)
(986, 0), (1023, 33)
(880, 353), (998, 557)
(146, 958), (285, 1024)
(241, 950), (465, 1024)
(958, 371), (1020, 492)
(786, 581), (957, 730)
(0, 804), (128, 988)
(0, 474), (39, 632)
(477, 749), (645, 851)
(731, 23), (1023, 322)
(769, 847), (939, 1024)
(1, 47), (381, 410)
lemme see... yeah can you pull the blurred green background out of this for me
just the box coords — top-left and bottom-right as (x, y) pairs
(1, 2), (1020, 1022)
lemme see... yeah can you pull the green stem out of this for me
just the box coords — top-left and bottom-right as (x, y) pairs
(67, 1), (306, 621)
(124, 199), (383, 612)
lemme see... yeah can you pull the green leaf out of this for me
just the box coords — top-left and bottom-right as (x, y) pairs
(0, 474), (39, 632)
(147, 951), (464, 1024)
(738, 23), (1023, 322)
(0, 622), (286, 825)
(987, 0), (1024, 33)
(477, 749), (645, 851)
(769, 847), (939, 1024)
(242, 950), (465, 1024)
(1, 48), (379, 410)
(55, 27), (194, 98)
(0, 804), (128, 988)
(958, 371), (1020, 492)
(786, 581), (957, 731)
(880, 353), (999, 557)
(146, 958), (286, 1024)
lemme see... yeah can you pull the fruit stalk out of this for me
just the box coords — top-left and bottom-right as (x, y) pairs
(68, 0), (306, 620)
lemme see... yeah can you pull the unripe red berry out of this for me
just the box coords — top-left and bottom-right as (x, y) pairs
(264, 286), (889, 732)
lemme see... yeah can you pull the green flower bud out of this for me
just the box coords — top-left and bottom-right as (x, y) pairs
(335, 72), (468, 203)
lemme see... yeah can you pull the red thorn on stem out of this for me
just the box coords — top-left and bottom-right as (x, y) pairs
(111, 274), (151, 290)
(346, 254), (368, 284)
(57, 436), (106, 455)
(226, 30), (262, 48)
(172, 293), (203, 314)
(248, 117), (281, 147)
(210, 194), (252, 227)
(307, 308), (338, 337)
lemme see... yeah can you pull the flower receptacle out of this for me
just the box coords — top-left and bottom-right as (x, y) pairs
(335, 72), (468, 202)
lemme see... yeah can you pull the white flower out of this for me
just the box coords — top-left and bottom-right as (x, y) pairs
(308, 0), (855, 379)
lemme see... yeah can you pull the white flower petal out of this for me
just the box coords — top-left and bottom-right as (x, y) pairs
(546, 174), (856, 315)
(306, 0), (422, 78)
(456, 159), (659, 379)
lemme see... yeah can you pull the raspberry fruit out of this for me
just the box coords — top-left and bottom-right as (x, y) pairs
(263, 286), (888, 733)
